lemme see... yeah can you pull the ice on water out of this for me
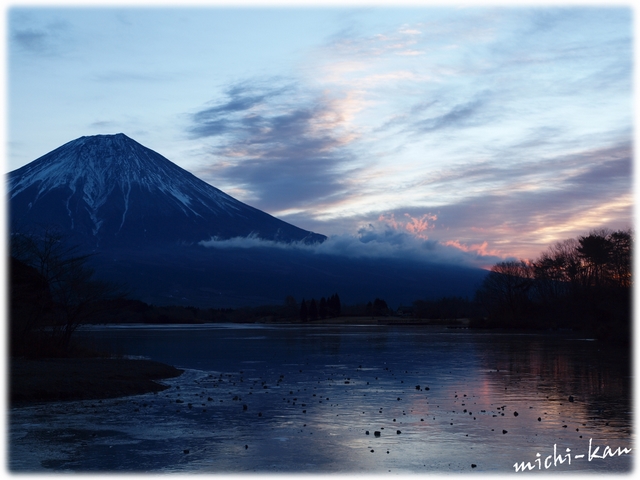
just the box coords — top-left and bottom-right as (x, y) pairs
(9, 324), (632, 473)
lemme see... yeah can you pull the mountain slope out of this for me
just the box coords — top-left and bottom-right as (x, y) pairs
(8, 133), (325, 247)
(88, 244), (488, 308)
(8, 133), (487, 308)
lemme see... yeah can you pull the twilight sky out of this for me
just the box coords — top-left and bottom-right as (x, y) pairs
(6, 4), (634, 268)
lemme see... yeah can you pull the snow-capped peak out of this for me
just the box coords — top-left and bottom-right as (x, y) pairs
(8, 133), (326, 247)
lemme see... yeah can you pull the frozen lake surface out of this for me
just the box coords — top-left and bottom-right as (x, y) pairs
(9, 324), (633, 473)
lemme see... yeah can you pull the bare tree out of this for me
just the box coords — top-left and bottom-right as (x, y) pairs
(479, 229), (633, 336)
(10, 227), (125, 353)
(534, 238), (581, 302)
(476, 260), (534, 323)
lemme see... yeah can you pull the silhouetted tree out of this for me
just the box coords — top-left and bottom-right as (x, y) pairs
(533, 238), (581, 303)
(475, 260), (534, 324)
(609, 229), (632, 288)
(365, 301), (373, 317)
(327, 293), (341, 316)
(308, 299), (318, 321)
(10, 228), (124, 353)
(318, 297), (328, 319)
(576, 229), (632, 289)
(284, 295), (298, 319)
(300, 299), (308, 322)
(372, 298), (389, 316)
(475, 228), (633, 341)
(9, 257), (53, 356)
(577, 231), (613, 289)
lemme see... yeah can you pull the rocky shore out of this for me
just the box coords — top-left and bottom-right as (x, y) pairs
(10, 357), (183, 405)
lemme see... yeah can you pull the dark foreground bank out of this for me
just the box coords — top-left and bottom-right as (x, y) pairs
(10, 358), (183, 405)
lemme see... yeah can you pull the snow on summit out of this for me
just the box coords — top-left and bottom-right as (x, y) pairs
(9, 133), (236, 211)
(8, 133), (326, 247)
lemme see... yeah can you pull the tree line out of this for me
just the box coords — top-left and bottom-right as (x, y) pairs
(299, 294), (342, 321)
(472, 228), (632, 343)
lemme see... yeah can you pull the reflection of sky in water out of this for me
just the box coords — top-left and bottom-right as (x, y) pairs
(10, 325), (632, 473)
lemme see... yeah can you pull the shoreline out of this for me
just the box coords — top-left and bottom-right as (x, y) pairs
(83, 316), (471, 326)
(9, 357), (184, 406)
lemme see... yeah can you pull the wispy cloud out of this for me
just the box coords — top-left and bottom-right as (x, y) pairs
(187, 80), (363, 213)
(13, 29), (50, 52)
(407, 97), (488, 134)
(188, 83), (289, 138)
(327, 25), (424, 58)
(10, 16), (71, 56)
(88, 120), (117, 129)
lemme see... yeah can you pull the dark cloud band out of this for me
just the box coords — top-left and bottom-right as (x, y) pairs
(187, 80), (358, 212)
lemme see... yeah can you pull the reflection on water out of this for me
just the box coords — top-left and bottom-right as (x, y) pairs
(9, 325), (632, 473)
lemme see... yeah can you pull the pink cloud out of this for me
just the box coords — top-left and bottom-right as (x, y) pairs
(443, 239), (503, 259)
(378, 212), (401, 230)
(404, 213), (437, 238)
(378, 212), (437, 239)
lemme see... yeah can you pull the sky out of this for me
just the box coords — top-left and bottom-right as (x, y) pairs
(5, 2), (634, 268)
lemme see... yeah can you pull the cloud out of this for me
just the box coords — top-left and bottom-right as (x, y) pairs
(409, 97), (487, 134)
(12, 29), (49, 52)
(198, 208), (507, 270)
(327, 27), (422, 58)
(10, 17), (71, 56)
(567, 155), (630, 192)
(285, 140), (633, 263)
(199, 222), (504, 270)
(407, 142), (633, 257)
(188, 84), (289, 138)
(88, 120), (117, 129)
(442, 240), (502, 258)
(410, 140), (631, 198)
(187, 80), (362, 213)
(377, 212), (437, 240)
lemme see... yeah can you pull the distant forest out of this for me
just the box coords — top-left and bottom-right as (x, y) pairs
(9, 228), (632, 358)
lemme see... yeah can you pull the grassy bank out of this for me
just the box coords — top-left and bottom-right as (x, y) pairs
(10, 357), (183, 405)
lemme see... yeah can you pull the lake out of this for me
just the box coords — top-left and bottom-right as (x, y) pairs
(9, 323), (633, 473)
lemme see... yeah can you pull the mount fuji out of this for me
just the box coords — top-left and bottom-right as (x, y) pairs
(8, 133), (325, 248)
(8, 133), (486, 308)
